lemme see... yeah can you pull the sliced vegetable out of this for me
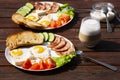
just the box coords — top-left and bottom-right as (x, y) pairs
(16, 2), (34, 16)
(58, 4), (74, 19)
(39, 59), (45, 70)
(25, 2), (34, 9)
(16, 9), (27, 16)
(50, 20), (57, 28)
(42, 32), (49, 41)
(46, 57), (56, 69)
(48, 33), (55, 42)
(22, 6), (31, 13)
(58, 14), (70, 23)
(22, 59), (32, 69)
(29, 63), (40, 70)
(38, 33), (44, 40)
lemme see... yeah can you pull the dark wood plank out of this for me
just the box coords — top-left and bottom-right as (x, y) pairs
(0, 66), (120, 80)
(0, 28), (120, 40)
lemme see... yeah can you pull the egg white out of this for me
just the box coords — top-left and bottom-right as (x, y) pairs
(30, 45), (51, 59)
(26, 12), (39, 21)
(10, 48), (32, 66)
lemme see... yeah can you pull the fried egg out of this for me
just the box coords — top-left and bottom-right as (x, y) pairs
(10, 48), (32, 66)
(37, 15), (52, 27)
(30, 45), (51, 59)
(26, 12), (39, 21)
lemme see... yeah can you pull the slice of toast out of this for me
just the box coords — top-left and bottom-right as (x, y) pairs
(6, 31), (44, 50)
(12, 13), (43, 29)
(12, 13), (26, 25)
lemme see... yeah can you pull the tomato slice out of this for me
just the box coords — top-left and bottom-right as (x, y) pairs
(29, 63), (40, 70)
(50, 20), (57, 28)
(22, 59), (32, 69)
(39, 59), (45, 70)
(58, 14), (70, 24)
(46, 57), (56, 69)
(56, 20), (62, 27)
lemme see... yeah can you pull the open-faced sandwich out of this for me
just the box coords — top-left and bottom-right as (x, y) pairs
(5, 31), (76, 71)
(12, 2), (74, 29)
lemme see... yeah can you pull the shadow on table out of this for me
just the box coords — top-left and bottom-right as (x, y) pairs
(18, 55), (81, 75)
(92, 40), (120, 52)
(110, 17), (120, 32)
(19, 12), (79, 33)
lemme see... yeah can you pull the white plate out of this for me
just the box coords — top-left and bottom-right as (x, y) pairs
(22, 1), (74, 30)
(5, 34), (75, 71)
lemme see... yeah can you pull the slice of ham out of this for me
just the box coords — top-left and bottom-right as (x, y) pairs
(34, 2), (59, 13)
(56, 45), (75, 56)
(48, 2), (59, 13)
(52, 37), (66, 49)
(48, 35), (75, 56)
(34, 2), (45, 10)
(48, 36), (61, 48)
(44, 3), (52, 11)
(53, 40), (71, 52)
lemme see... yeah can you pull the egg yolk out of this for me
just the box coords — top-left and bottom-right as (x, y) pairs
(39, 20), (50, 27)
(34, 46), (45, 54)
(27, 16), (36, 21)
(10, 49), (23, 56)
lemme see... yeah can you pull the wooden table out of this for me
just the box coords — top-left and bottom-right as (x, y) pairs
(0, 0), (120, 80)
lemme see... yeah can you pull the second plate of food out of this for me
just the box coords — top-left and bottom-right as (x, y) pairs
(12, 1), (75, 30)
(5, 31), (76, 71)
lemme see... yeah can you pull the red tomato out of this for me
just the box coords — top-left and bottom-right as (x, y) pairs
(29, 63), (40, 70)
(22, 59), (32, 69)
(50, 20), (57, 28)
(39, 59), (45, 70)
(58, 14), (70, 24)
(56, 20), (62, 27)
(64, 14), (70, 22)
(46, 57), (56, 69)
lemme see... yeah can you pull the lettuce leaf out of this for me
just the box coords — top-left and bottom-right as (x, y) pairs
(52, 51), (76, 67)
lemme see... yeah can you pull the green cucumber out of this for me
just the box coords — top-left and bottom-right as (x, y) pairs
(38, 33), (44, 40)
(25, 2), (34, 9)
(42, 32), (49, 41)
(16, 2), (34, 16)
(22, 6), (31, 14)
(48, 33), (55, 42)
(16, 9), (27, 16)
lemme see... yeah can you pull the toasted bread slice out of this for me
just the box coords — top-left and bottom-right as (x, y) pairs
(25, 19), (43, 29)
(12, 13), (25, 25)
(12, 13), (43, 29)
(6, 31), (44, 50)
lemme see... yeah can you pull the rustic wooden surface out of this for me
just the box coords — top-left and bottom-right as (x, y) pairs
(0, 0), (120, 80)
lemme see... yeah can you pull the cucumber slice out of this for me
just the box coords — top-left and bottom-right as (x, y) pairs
(25, 3), (34, 9)
(16, 10), (26, 16)
(22, 6), (31, 14)
(38, 33), (44, 40)
(48, 33), (55, 42)
(42, 32), (49, 41)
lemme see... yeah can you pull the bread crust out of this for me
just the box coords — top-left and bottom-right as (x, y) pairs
(6, 31), (44, 50)
(12, 13), (44, 29)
